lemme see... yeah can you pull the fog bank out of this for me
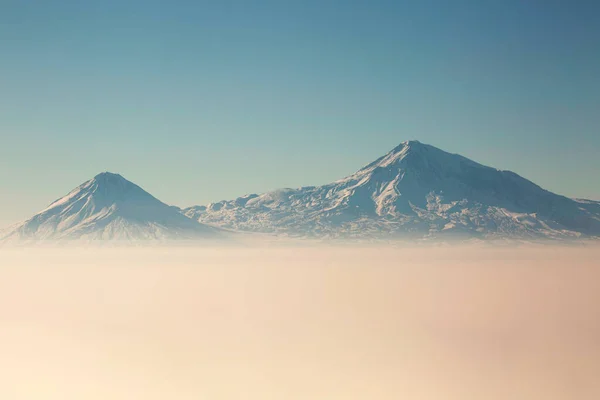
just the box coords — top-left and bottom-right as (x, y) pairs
(1, 245), (599, 399)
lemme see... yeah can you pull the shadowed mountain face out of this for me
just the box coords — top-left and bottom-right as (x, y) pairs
(184, 141), (600, 239)
(2, 173), (220, 241)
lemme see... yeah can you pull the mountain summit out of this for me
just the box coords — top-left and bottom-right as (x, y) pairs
(184, 141), (600, 239)
(2, 172), (220, 241)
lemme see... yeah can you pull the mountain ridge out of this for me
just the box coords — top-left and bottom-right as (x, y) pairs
(183, 141), (600, 240)
(2, 141), (599, 242)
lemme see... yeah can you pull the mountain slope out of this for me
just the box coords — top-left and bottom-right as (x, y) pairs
(2, 172), (220, 241)
(183, 141), (600, 240)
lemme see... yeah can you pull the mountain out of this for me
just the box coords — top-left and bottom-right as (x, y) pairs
(183, 141), (600, 240)
(2, 172), (221, 241)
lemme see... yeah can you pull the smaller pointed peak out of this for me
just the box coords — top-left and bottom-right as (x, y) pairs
(89, 172), (135, 190)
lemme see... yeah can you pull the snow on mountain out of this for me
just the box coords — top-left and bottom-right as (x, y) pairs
(183, 141), (600, 240)
(2, 172), (221, 242)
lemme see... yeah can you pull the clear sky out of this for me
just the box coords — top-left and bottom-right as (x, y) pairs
(1, 1), (599, 226)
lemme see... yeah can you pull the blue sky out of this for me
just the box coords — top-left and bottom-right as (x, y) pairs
(1, 1), (599, 225)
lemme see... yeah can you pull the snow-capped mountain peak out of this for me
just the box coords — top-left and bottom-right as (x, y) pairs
(3, 142), (599, 242)
(183, 141), (600, 240)
(3, 173), (220, 241)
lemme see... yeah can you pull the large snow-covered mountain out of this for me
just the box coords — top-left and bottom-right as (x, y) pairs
(183, 141), (600, 240)
(2, 172), (221, 241)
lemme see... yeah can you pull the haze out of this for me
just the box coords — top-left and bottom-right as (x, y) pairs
(1, 243), (599, 399)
